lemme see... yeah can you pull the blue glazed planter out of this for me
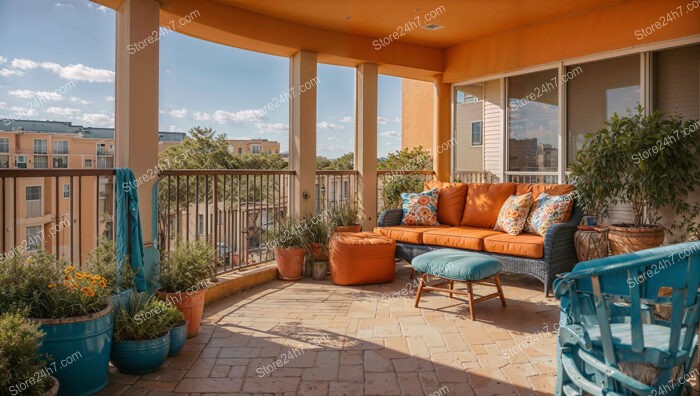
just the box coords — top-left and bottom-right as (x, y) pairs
(111, 333), (170, 374)
(36, 305), (113, 396)
(168, 321), (188, 357)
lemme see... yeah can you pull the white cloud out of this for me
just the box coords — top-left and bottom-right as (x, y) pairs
(46, 107), (80, 116)
(394, 117), (401, 124)
(192, 111), (211, 121)
(105, 96), (115, 102)
(41, 61), (114, 83)
(167, 125), (180, 132)
(9, 106), (38, 117)
(212, 109), (263, 123)
(11, 58), (39, 70)
(0, 56), (6, 64)
(377, 116), (389, 125)
(161, 107), (188, 119)
(381, 130), (401, 137)
(79, 113), (114, 127)
(317, 121), (343, 130)
(339, 116), (354, 123)
(0, 101), (6, 109)
(0, 68), (23, 77)
(69, 97), (92, 105)
(254, 122), (288, 134)
(55, 2), (75, 8)
(96, 5), (109, 13)
(9, 89), (64, 101)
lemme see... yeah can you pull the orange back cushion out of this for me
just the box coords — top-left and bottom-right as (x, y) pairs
(424, 180), (468, 226)
(460, 183), (517, 228)
(515, 183), (576, 221)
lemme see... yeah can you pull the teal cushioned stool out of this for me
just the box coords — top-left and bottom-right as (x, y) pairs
(412, 249), (506, 320)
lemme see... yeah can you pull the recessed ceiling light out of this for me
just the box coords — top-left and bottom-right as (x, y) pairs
(344, 16), (352, 20)
(415, 8), (422, 12)
(422, 24), (444, 31)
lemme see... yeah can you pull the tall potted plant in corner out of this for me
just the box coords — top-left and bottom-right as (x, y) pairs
(0, 251), (114, 396)
(0, 312), (59, 396)
(157, 239), (214, 338)
(301, 216), (330, 279)
(266, 217), (306, 281)
(569, 106), (700, 254)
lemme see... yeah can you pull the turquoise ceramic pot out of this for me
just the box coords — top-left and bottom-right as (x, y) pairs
(111, 333), (170, 374)
(168, 321), (188, 357)
(36, 305), (113, 396)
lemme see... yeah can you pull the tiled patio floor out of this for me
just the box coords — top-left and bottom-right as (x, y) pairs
(104, 262), (564, 395)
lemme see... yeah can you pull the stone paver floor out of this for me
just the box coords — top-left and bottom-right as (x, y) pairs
(104, 261), (565, 395)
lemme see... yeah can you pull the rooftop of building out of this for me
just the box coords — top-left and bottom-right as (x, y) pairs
(0, 119), (186, 142)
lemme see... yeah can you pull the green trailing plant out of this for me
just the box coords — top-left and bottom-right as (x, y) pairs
(568, 106), (700, 228)
(113, 292), (178, 341)
(264, 217), (306, 250)
(0, 312), (51, 395)
(84, 237), (136, 292)
(0, 251), (111, 319)
(328, 202), (360, 228)
(159, 240), (215, 293)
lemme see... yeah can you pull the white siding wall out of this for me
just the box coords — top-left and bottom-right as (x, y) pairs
(483, 79), (503, 182)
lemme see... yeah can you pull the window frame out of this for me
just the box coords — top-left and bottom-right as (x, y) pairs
(470, 121), (483, 147)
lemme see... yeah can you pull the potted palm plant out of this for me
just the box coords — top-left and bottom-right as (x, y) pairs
(329, 202), (361, 232)
(111, 292), (177, 374)
(157, 239), (214, 338)
(0, 251), (113, 396)
(266, 218), (306, 281)
(0, 312), (59, 396)
(569, 106), (700, 254)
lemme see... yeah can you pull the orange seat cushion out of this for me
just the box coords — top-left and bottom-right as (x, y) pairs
(460, 183), (517, 229)
(329, 232), (396, 286)
(515, 183), (576, 221)
(373, 225), (448, 244)
(424, 180), (468, 226)
(423, 227), (503, 251)
(483, 233), (545, 259)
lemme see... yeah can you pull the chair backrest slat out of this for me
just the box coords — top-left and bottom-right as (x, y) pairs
(591, 275), (617, 365)
(628, 268), (644, 353)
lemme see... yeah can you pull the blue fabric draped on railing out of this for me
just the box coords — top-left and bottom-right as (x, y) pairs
(115, 168), (147, 291)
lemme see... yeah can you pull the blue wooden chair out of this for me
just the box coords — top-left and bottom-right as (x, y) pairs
(555, 241), (700, 396)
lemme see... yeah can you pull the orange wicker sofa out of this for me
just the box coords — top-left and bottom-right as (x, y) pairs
(374, 181), (582, 296)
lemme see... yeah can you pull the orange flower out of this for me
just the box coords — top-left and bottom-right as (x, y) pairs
(417, 196), (430, 205)
(48, 283), (56, 289)
(64, 265), (75, 274)
(81, 287), (96, 297)
(98, 279), (107, 288)
(74, 272), (85, 280)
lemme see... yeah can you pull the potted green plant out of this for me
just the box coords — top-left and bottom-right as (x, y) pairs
(328, 202), (361, 232)
(84, 237), (136, 310)
(157, 239), (214, 338)
(569, 106), (700, 254)
(266, 218), (306, 281)
(302, 216), (330, 261)
(0, 312), (59, 396)
(311, 259), (329, 281)
(0, 251), (113, 396)
(111, 292), (175, 374)
(162, 304), (187, 357)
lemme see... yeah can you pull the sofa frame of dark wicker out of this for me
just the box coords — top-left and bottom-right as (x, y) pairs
(377, 205), (583, 296)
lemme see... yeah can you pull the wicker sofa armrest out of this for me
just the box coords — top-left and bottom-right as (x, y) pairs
(542, 204), (583, 267)
(377, 209), (403, 227)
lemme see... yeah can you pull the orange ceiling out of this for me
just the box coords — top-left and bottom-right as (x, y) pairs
(211, 0), (627, 48)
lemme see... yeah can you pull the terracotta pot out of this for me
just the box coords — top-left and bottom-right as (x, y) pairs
(275, 247), (305, 281)
(574, 228), (609, 261)
(309, 242), (327, 260)
(608, 224), (665, 255)
(334, 225), (361, 233)
(157, 289), (207, 338)
(43, 376), (59, 396)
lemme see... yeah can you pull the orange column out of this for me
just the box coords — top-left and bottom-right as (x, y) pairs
(433, 74), (452, 181)
(355, 63), (378, 230)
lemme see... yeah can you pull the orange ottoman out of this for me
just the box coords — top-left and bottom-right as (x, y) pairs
(329, 232), (396, 285)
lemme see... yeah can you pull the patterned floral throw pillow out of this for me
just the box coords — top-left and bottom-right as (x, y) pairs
(525, 193), (574, 236)
(494, 193), (533, 235)
(401, 188), (439, 226)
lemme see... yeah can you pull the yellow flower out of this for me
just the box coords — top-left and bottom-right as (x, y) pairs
(99, 279), (107, 288)
(47, 283), (56, 289)
(81, 287), (96, 297)
(74, 272), (85, 280)
(64, 266), (75, 274)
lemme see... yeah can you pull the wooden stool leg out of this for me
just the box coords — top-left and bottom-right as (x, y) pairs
(494, 275), (506, 307)
(409, 268), (415, 279)
(414, 274), (427, 308)
(466, 282), (476, 320)
(448, 280), (454, 299)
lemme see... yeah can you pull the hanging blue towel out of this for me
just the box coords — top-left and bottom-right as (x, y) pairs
(115, 168), (147, 291)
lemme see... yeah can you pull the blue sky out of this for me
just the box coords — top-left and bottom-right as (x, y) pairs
(0, 0), (402, 157)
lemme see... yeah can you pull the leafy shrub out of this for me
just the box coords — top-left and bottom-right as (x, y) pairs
(0, 251), (111, 319)
(84, 237), (136, 292)
(159, 240), (214, 293)
(327, 202), (360, 228)
(0, 312), (51, 395)
(379, 174), (426, 210)
(113, 292), (179, 341)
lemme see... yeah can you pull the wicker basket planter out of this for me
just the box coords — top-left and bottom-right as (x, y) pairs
(608, 224), (665, 255)
(574, 227), (609, 262)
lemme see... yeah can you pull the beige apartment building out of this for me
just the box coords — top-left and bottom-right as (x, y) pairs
(226, 139), (280, 155)
(0, 120), (184, 263)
